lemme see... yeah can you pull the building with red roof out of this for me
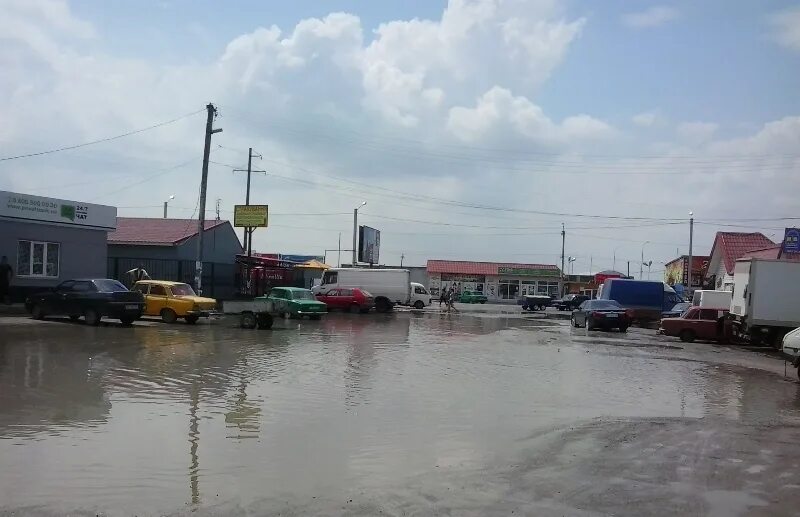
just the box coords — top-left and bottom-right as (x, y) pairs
(108, 217), (242, 298)
(705, 232), (776, 290)
(427, 260), (561, 301)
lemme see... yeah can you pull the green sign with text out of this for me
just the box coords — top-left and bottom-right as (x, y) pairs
(497, 267), (558, 276)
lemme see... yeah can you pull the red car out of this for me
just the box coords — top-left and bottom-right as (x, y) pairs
(316, 288), (374, 313)
(659, 307), (730, 343)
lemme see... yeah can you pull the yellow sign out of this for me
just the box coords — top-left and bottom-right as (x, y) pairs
(234, 205), (268, 227)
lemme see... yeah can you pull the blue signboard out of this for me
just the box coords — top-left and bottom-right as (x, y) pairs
(783, 228), (800, 254)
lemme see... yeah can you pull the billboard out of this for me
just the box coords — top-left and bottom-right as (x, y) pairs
(1, 190), (116, 230)
(358, 226), (380, 264)
(233, 205), (268, 227)
(783, 228), (800, 254)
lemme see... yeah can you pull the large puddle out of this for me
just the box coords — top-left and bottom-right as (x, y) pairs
(1, 313), (799, 515)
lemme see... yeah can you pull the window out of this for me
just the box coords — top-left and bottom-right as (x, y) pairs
(271, 289), (286, 299)
(170, 284), (196, 296)
(17, 240), (59, 277)
(56, 280), (75, 292)
(72, 281), (95, 292)
(340, 289), (353, 296)
(149, 285), (168, 296)
(133, 283), (150, 294)
(322, 272), (338, 285)
(699, 309), (719, 321)
(94, 279), (128, 292)
(415, 286), (428, 294)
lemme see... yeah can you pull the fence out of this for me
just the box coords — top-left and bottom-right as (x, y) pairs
(107, 257), (237, 299)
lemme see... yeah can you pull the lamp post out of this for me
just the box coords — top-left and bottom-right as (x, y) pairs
(613, 244), (625, 271)
(644, 260), (653, 279)
(352, 201), (366, 266)
(640, 241), (650, 280)
(163, 195), (175, 218)
(568, 256), (577, 275)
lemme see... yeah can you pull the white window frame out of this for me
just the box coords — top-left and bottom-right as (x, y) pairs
(17, 240), (60, 278)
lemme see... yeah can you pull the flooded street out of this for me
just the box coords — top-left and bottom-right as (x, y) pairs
(2, 313), (800, 516)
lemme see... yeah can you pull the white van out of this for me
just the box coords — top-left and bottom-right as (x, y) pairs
(409, 282), (432, 310)
(691, 290), (732, 309)
(314, 268), (411, 313)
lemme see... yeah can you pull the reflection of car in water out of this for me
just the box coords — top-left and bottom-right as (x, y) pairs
(132, 280), (217, 324)
(26, 279), (144, 326)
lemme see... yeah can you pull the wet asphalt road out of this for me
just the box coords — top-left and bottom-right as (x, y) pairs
(1, 311), (799, 516)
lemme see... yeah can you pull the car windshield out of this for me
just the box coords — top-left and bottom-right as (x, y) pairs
(170, 284), (196, 296)
(291, 290), (316, 301)
(586, 300), (622, 310)
(93, 279), (128, 292)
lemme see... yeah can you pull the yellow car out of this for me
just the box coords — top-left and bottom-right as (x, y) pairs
(132, 280), (218, 324)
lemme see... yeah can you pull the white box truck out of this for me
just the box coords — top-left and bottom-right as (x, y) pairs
(313, 268), (411, 313)
(691, 290), (732, 309)
(730, 258), (800, 347)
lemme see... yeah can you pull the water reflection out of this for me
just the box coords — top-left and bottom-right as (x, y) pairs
(0, 314), (799, 515)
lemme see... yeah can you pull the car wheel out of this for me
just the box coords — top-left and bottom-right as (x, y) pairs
(160, 308), (178, 324)
(375, 298), (391, 313)
(257, 313), (274, 329)
(349, 303), (361, 314)
(84, 308), (101, 326)
(619, 324), (629, 333)
(571, 315), (578, 328)
(479, 300), (486, 304)
(359, 307), (371, 314)
(185, 315), (199, 325)
(240, 312), (257, 329)
(31, 304), (45, 320)
(797, 366), (800, 382)
(413, 300), (425, 310)
(586, 316), (595, 331)
(679, 329), (696, 343)
(120, 316), (135, 326)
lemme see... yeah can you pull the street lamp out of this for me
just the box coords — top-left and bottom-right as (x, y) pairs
(644, 260), (653, 279)
(568, 256), (577, 275)
(352, 201), (367, 266)
(613, 244), (625, 271)
(640, 240), (650, 280)
(163, 194), (175, 218)
(688, 211), (694, 289)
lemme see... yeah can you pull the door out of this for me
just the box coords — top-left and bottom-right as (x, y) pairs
(66, 280), (95, 316)
(146, 284), (169, 316)
(698, 309), (721, 339)
(49, 281), (75, 314)
(322, 289), (342, 309)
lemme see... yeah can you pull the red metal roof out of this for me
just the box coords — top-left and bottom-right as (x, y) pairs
(108, 217), (230, 246)
(427, 260), (559, 275)
(740, 246), (800, 262)
(709, 232), (776, 274)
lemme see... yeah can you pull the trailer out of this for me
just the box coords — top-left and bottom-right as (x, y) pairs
(729, 258), (800, 347)
(222, 298), (287, 329)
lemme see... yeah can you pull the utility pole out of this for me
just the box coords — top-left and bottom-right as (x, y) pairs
(627, 261), (630, 278)
(195, 103), (222, 294)
(337, 232), (341, 268)
(401, 254), (405, 267)
(687, 211), (694, 289)
(560, 223), (565, 295)
(353, 201), (366, 267)
(233, 148), (264, 250)
(215, 198), (221, 221)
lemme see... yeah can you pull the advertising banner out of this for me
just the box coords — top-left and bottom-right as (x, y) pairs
(1, 190), (116, 230)
(358, 225), (380, 264)
(234, 205), (268, 227)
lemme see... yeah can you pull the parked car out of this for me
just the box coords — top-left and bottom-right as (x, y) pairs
(521, 294), (551, 311)
(571, 299), (630, 331)
(315, 287), (374, 313)
(782, 327), (800, 380)
(554, 294), (590, 311)
(26, 278), (144, 326)
(132, 280), (218, 324)
(662, 301), (691, 319)
(659, 307), (730, 343)
(409, 282), (433, 309)
(314, 268), (410, 313)
(459, 290), (488, 304)
(265, 287), (327, 320)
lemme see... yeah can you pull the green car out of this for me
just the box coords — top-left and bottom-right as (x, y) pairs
(261, 287), (327, 320)
(459, 290), (488, 304)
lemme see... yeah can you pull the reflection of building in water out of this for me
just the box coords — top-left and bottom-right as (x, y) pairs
(0, 342), (111, 435)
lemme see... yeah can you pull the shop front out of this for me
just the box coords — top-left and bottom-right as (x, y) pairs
(0, 190), (117, 301)
(427, 260), (562, 303)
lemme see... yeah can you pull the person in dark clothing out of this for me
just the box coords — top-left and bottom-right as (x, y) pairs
(0, 256), (12, 304)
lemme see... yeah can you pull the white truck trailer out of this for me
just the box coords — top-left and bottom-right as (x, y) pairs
(729, 258), (800, 347)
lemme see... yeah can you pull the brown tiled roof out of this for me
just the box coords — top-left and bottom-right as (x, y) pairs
(740, 246), (800, 261)
(108, 217), (229, 246)
(427, 260), (559, 275)
(709, 232), (776, 274)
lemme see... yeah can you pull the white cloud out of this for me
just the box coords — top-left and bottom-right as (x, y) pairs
(631, 110), (660, 127)
(676, 121), (719, 144)
(768, 6), (800, 52)
(622, 6), (679, 29)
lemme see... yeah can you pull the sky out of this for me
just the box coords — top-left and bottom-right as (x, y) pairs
(1, 0), (799, 275)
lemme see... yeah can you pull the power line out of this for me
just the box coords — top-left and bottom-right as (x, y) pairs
(0, 109), (205, 162)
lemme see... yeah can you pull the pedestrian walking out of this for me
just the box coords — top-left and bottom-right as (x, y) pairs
(439, 287), (447, 307)
(447, 287), (459, 313)
(0, 256), (12, 304)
